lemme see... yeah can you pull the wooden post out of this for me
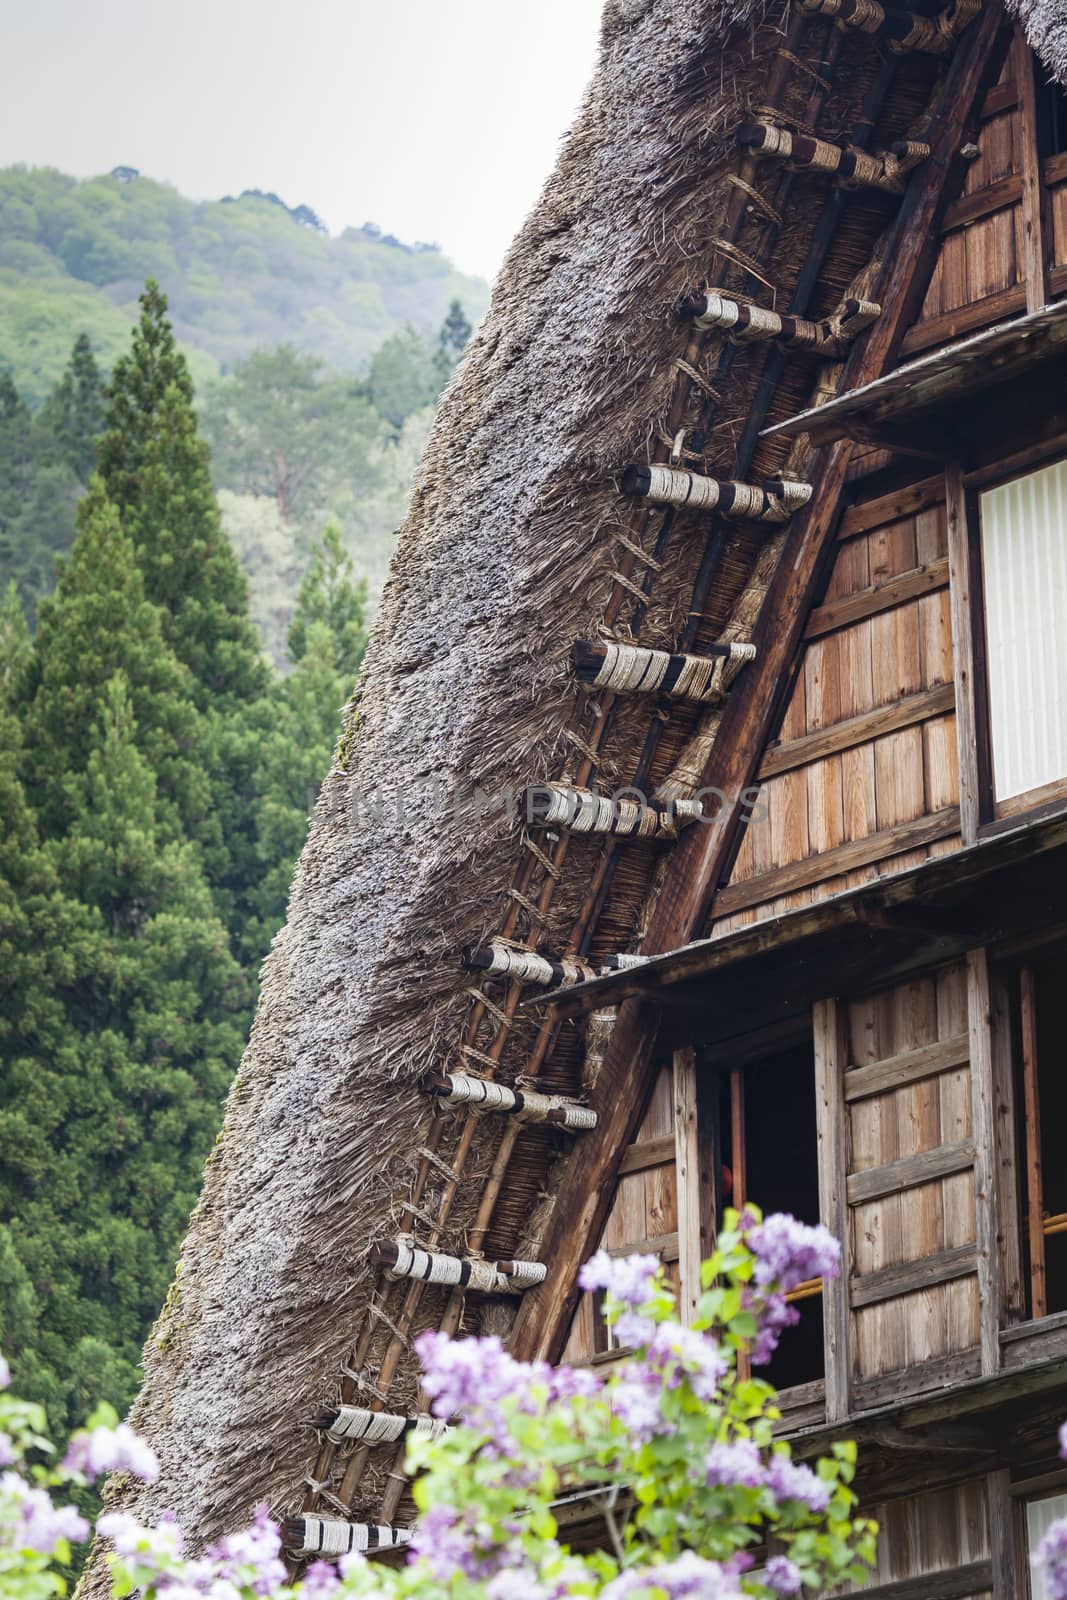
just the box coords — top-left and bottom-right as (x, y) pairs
(1014, 27), (1050, 314)
(729, 1068), (752, 1383)
(945, 460), (984, 844)
(988, 1468), (1022, 1600)
(990, 971), (1025, 1326)
(1020, 964), (1047, 1319)
(813, 998), (852, 1422)
(673, 1047), (713, 1325)
(968, 948), (1002, 1376)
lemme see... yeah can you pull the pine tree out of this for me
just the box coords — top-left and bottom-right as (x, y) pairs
(0, 371), (82, 619)
(435, 297), (473, 383)
(0, 580), (31, 711)
(40, 333), (104, 483)
(98, 281), (268, 708)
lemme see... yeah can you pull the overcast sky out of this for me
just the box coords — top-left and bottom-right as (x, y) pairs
(3, 0), (605, 282)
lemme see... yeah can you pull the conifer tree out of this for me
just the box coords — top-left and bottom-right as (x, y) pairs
(40, 333), (104, 483)
(98, 281), (267, 708)
(435, 297), (473, 382)
(0, 370), (82, 618)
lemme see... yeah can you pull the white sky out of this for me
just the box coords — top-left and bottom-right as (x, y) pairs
(2, 0), (605, 282)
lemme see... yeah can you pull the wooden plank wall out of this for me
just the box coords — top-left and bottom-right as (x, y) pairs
(560, 1066), (679, 1362)
(902, 48), (1067, 360)
(844, 963), (981, 1405)
(711, 482), (959, 934)
(833, 1479), (992, 1597)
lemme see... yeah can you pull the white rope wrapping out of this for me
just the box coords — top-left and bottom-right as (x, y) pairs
(324, 1408), (451, 1446)
(504, 1260), (549, 1289)
(513, 1090), (598, 1130)
(592, 641), (671, 694)
(532, 785), (702, 838)
(479, 943), (592, 987)
(387, 1242), (466, 1287)
(639, 465), (811, 522)
(440, 1075), (519, 1112)
(385, 1242), (546, 1294)
(299, 1517), (412, 1556)
(438, 1074), (597, 1129)
(747, 122), (929, 193)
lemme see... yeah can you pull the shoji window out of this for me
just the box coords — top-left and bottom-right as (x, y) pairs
(1026, 1490), (1067, 1599)
(980, 459), (1067, 806)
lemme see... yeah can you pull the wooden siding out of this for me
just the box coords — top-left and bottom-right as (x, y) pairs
(560, 1066), (679, 1363)
(711, 489), (959, 933)
(833, 1479), (992, 1596)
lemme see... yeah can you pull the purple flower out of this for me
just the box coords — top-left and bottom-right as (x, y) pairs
(764, 1555), (803, 1594)
(579, 1250), (660, 1309)
(611, 1362), (665, 1442)
(1040, 1518), (1067, 1600)
(485, 1567), (551, 1600)
(705, 1439), (764, 1489)
(548, 1365), (603, 1402)
(97, 1508), (183, 1561)
(745, 1215), (840, 1293)
(2, 1473), (89, 1554)
(204, 1504), (286, 1594)
(614, 1311), (656, 1349)
(601, 1552), (743, 1599)
(0, 1433), (14, 1468)
(648, 1323), (728, 1402)
(410, 1502), (486, 1583)
(64, 1421), (159, 1482)
(765, 1455), (831, 1514)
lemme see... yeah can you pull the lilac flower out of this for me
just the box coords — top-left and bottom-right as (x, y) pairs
(1, 1472), (89, 1554)
(409, 1502), (493, 1583)
(1039, 1518), (1067, 1600)
(611, 1362), (666, 1442)
(97, 1508), (183, 1561)
(64, 1421), (160, 1482)
(614, 1310), (657, 1349)
(485, 1567), (552, 1600)
(0, 1354), (9, 1389)
(579, 1250), (660, 1309)
(765, 1455), (831, 1514)
(764, 1554), (803, 1594)
(704, 1439), (764, 1489)
(601, 1551), (744, 1599)
(745, 1215), (840, 1294)
(297, 1559), (343, 1596)
(548, 1365), (603, 1402)
(205, 1504), (286, 1594)
(0, 1433), (14, 1468)
(648, 1323), (728, 1402)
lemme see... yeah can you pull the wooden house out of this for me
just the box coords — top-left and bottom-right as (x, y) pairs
(87, 0), (1067, 1594)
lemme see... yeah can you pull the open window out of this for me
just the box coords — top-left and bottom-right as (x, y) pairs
(714, 1038), (824, 1392)
(1010, 943), (1067, 1320)
(978, 457), (1067, 819)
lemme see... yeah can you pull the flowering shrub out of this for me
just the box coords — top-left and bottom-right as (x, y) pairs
(1036, 1423), (1067, 1600)
(1, 1209), (880, 1599)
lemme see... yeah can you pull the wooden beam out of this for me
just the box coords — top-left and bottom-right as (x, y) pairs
(945, 460), (983, 844)
(989, 1467), (1022, 1600)
(508, 0), (1010, 1367)
(843, 1561), (993, 1600)
(968, 947), (1002, 1377)
(941, 171), (1023, 231)
(1021, 964), (1047, 1319)
(759, 682), (955, 779)
(847, 1139), (975, 1205)
(813, 998), (851, 1422)
(899, 282), (1027, 357)
(836, 473), (944, 540)
(673, 1047), (711, 1324)
(1014, 26), (1050, 313)
(850, 1242), (977, 1307)
(844, 1032), (969, 1103)
(618, 1135), (675, 1176)
(714, 807), (960, 917)
(803, 558), (949, 640)
(990, 970), (1025, 1326)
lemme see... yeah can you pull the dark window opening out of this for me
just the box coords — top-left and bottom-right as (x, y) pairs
(715, 1041), (824, 1391)
(1013, 945), (1067, 1319)
(1035, 56), (1067, 160)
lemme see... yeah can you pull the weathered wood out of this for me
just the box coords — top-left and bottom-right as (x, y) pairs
(850, 1345), (982, 1409)
(759, 683), (954, 780)
(510, 3), (1010, 1368)
(844, 1032), (969, 1103)
(1014, 27), (1049, 313)
(900, 281), (1026, 355)
(804, 558), (949, 640)
(847, 1138), (976, 1205)
(850, 1242), (977, 1307)
(714, 806), (960, 916)
(1020, 965), (1047, 1319)
(988, 1468), (1019, 1600)
(672, 1048), (707, 1324)
(607, 1229), (679, 1263)
(945, 461), (982, 844)
(813, 998), (851, 1421)
(968, 948), (1002, 1377)
(990, 971), (1025, 1325)
(618, 1134), (675, 1177)
(837, 475), (944, 540)
(839, 1560), (992, 1600)
(942, 171), (1023, 231)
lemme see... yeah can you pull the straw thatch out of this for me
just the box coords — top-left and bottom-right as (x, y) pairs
(81, 0), (1067, 1580)
(1010, 0), (1067, 80)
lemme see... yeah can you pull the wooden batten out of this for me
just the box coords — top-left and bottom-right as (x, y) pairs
(370, 1240), (547, 1293)
(738, 121), (930, 193)
(797, 0), (980, 53)
(522, 783), (703, 839)
(312, 1405), (450, 1446)
(681, 291), (881, 355)
(573, 638), (755, 702)
(463, 942), (594, 988)
(421, 1071), (597, 1130)
(283, 1516), (412, 1556)
(621, 464), (812, 521)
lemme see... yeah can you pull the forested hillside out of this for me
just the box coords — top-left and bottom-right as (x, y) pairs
(0, 285), (372, 1446)
(0, 166), (486, 404)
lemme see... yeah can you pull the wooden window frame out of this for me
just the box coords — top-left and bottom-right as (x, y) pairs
(945, 443), (1067, 844)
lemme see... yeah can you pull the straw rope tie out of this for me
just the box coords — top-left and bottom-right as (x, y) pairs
(521, 831), (563, 881)
(609, 568), (650, 602)
(507, 885), (547, 923)
(467, 985), (512, 1028)
(563, 727), (602, 765)
(613, 529), (664, 570)
(725, 173), (784, 227)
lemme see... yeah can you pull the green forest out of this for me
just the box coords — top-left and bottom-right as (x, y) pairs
(0, 174), (479, 1452)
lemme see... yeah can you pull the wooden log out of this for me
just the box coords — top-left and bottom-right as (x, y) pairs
(846, 1138), (975, 1205)
(283, 1517), (412, 1556)
(522, 784), (702, 839)
(573, 638), (754, 702)
(312, 1405), (449, 1445)
(797, 0), (979, 55)
(621, 464), (812, 522)
(738, 121), (930, 192)
(370, 1241), (547, 1293)
(680, 291), (880, 353)
(462, 943), (594, 988)
(421, 1071), (597, 1130)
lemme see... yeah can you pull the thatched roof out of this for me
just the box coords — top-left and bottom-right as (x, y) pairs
(82, 0), (1067, 1579)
